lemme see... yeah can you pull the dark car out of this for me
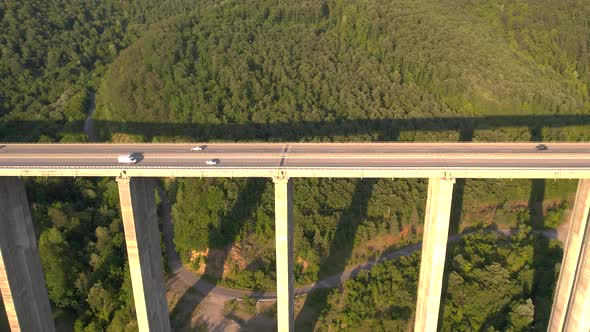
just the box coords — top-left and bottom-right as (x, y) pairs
(535, 144), (548, 151)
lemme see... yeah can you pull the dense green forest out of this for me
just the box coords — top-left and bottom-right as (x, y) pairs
(313, 226), (563, 331)
(0, 0), (128, 141)
(28, 178), (137, 331)
(94, 0), (590, 142)
(1, 0), (589, 330)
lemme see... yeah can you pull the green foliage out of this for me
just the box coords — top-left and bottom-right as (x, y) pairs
(31, 177), (135, 330)
(240, 295), (258, 315)
(0, 0), (131, 141)
(223, 299), (239, 315)
(317, 229), (561, 331)
(544, 202), (569, 228)
(221, 268), (275, 291)
(87, 282), (117, 322)
(507, 299), (535, 331)
(113, 0), (205, 24)
(39, 227), (79, 308)
(320, 255), (419, 330)
(95, 0), (590, 142)
(63, 89), (90, 122)
(443, 233), (528, 331)
(172, 178), (273, 256)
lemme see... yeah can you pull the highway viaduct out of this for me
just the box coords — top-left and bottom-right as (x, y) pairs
(0, 142), (589, 331)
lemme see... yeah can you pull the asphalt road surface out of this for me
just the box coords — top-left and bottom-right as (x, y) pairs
(0, 142), (589, 169)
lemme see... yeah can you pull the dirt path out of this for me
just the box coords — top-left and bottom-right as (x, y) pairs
(159, 184), (571, 327)
(162, 188), (568, 299)
(282, 226), (566, 298)
(159, 186), (243, 330)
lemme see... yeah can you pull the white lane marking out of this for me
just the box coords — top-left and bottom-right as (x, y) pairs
(1, 153), (590, 160)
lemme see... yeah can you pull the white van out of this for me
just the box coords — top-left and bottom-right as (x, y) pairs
(117, 154), (138, 164)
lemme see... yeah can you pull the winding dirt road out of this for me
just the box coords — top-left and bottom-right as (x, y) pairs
(159, 184), (569, 330)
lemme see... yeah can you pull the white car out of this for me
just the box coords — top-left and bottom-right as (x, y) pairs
(117, 154), (138, 164)
(190, 145), (206, 151)
(205, 159), (219, 165)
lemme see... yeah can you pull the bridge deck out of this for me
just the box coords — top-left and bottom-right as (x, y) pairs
(0, 142), (589, 178)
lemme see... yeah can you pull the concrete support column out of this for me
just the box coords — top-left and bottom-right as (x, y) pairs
(0, 177), (55, 332)
(414, 177), (455, 332)
(549, 179), (590, 332)
(117, 177), (170, 332)
(273, 177), (294, 332)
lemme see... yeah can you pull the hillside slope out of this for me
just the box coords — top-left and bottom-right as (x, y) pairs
(95, 0), (590, 141)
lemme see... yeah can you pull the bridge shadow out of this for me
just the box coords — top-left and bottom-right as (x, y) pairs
(168, 178), (267, 329)
(295, 178), (377, 330)
(2, 114), (590, 142)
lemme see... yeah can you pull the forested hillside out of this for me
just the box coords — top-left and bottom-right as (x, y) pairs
(1, 0), (589, 330)
(0, 0), (130, 141)
(95, 0), (590, 141)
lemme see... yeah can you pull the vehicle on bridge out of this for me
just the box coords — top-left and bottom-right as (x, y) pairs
(117, 154), (139, 164)
(206, 159), (219, 165)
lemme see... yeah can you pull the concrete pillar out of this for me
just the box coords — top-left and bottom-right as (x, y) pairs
(0, 177), (55, 332)
(549, 179), (590, 332)
(273, 177), (294, 332)
(414, 177), (455, 332)
(117, 177), (170, 332)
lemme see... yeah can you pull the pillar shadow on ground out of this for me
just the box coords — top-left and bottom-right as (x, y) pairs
(295, 178), (377, 330)
(167, 178), (267, 329)
(527, 124), (563, 330)
(528, 127), (552, 329)
(437, 126), (474, 327)
(0, 296), (7, 331)
(528, 177), (559, 329)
